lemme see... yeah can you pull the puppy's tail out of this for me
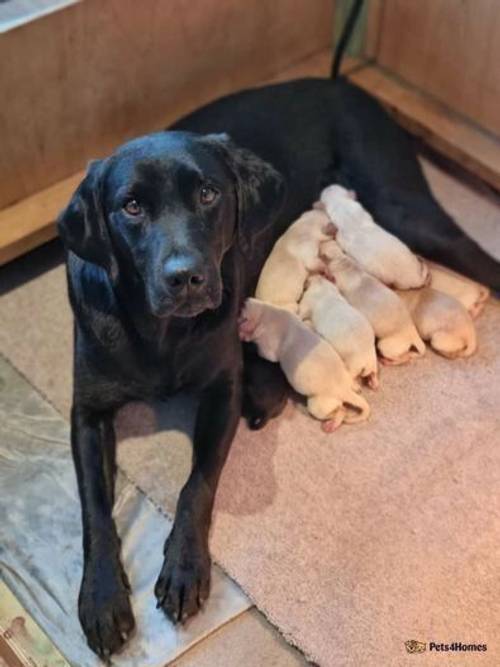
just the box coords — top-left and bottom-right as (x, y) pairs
(331, 0), (365, 79)
(343, 390), (371, 423)
(410, 330), (427, 357)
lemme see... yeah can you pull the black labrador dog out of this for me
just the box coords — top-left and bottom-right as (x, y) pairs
(58, 76), (500, 657)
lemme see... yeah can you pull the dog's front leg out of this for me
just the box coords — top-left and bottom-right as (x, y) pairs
(72, 405), (135, 658)
(155, 366), (242, 622)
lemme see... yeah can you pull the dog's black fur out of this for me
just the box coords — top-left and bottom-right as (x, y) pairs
(242, 342), (289, 429)
(59, 76), (500, 658)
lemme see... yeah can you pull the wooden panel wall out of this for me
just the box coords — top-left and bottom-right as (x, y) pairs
(0, 0), (334, 209)
(377, 0), (500, 137)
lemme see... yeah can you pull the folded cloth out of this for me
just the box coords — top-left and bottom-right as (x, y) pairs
(0, 357), (249, 667)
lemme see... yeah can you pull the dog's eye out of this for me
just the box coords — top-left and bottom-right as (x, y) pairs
(123, 199), (142, 216)
(199, 185), (219, 206)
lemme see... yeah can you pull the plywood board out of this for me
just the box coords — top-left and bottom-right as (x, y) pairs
(0, 171), (82, 265)
(0, 47), (337, 266)
(349, 65), (500, 192)
(5, 55), (499, 267)
(0, 0), (334, 210)
(376, 0), (500, 137)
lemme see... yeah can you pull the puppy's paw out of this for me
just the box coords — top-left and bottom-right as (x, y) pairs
(469, 301), (485, 319)
(365, 372), (379, 390)
(478, 286), (490, 304)
(469, 289), (489, 319)
(238, 318), (255, 341)
(322, 419), (340, 433)
(321, 407), (346, 433)
(79, 556), (135, 660)
(379, 354), (408, 366)
(155, 532), (211, 624)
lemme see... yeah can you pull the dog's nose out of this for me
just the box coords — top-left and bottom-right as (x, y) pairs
(164, 256), (205, 293)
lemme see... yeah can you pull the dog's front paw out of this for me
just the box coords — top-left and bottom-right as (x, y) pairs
(155, 532), (211, 624)
(79, 556), (135, 659)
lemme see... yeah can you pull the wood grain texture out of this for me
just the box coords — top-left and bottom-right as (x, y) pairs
(4, 53), (500, 267)
(0, 46), (337, 266)
(0, 171), (82, 265)
(363, 0), (383, 60)
(0, 0), (334, 209)
(349, 65), (500, 192)
(376, 0), (500, 137)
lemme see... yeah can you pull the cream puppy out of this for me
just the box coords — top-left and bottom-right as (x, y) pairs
(319, 184), (428, 289)
(321, 240), (426, 365)
(239, 298), (370, 431)
(255, 209), (333, 312)
(427, 261), (490, 319)
(299, 274), (379, 389)
(397, 287), (477, 358)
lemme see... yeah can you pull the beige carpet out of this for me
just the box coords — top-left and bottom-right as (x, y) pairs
(1, 157), (500, 666)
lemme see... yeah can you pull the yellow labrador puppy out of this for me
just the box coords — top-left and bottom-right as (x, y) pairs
(319, 184), (428, 289)
(321, 240), (425, 365)
(397, 287), (477, 358)
(239, 298), (370, 432)
(255, 209), (333, 313)
(299, 274), (379, 389)
(427, 261), (490, 319)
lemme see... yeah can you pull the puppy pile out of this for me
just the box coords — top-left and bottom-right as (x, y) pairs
(239, 184), (489, 433)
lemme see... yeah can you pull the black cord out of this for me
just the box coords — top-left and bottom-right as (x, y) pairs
(331, 0), (365, 79)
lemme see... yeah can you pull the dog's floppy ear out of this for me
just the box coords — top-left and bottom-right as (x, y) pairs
(201, 133), (286, 256)
(57, 159), (117, 277)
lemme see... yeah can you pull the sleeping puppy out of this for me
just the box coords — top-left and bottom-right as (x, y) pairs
(255, 209), (333, 312)
(319, 184), (428, 289)
(242, 342), (289, 430)
(427, 261), (490, 319)
(321, 240), (426, 365)
(299, 274), (379, 389)
(397, 287), (477, 359)
(239, 298), (370, 432)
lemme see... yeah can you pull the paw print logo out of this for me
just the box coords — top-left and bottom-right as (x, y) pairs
(405, 640), (426, 654)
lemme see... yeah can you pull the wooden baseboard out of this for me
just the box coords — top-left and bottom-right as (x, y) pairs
(347, 65), (500, 193)
(0, 172), (83, 265)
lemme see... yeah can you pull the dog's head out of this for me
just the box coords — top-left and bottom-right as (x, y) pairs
(58, 131), (285, 318)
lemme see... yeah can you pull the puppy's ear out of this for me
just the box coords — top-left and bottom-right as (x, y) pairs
(201, 134), (286, 256)
(57, 160), (117, 277)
